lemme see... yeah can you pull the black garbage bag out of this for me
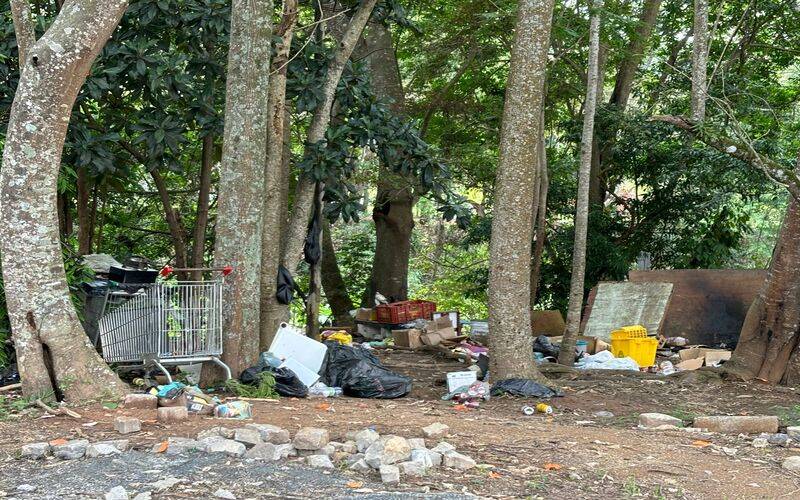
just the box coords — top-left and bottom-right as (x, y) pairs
(532, 335), (560, 358)
(320, 342), (412, 399)
(490, 378), (562, 398)
(240, 365), (308, 398)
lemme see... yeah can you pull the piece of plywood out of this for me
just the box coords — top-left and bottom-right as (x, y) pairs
(582, 282), (673, 342)
(629, 269), (766, 345)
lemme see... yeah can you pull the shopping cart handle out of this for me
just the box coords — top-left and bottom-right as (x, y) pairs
(161, 266), (235, 276)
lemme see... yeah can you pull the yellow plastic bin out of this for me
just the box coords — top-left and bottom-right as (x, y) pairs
(610, 325), (657, 367)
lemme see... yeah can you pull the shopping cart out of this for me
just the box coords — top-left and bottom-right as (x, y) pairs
(98, 267), (232, 382)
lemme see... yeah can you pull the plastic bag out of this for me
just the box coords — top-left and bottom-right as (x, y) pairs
(490, 378), (562, 398)
(214, 400), (252, 419)
(532, 335), (560, 358)
(320, 342), (412, 399)
(574, 350), (639, 371)
(240, 365), (308, 398)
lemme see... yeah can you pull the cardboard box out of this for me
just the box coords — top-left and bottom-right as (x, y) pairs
(676, 347), (732, 370)
(434, 315), (454, 330)
(392, 328), (423, 349)
(446, 371), (477, 392)
(437, 326), (457, 340)
(421, 332), (443, 346)
(355, 308), (374, 321)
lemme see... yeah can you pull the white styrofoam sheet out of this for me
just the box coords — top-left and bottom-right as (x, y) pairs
(280, 357), (321, 387)
(268, 323), (327, 381)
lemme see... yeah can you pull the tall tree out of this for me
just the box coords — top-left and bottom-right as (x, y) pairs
(488, 0), (555, 383)
(214, 0), (273, 376)
(559, 0), (603, 365)
(1, 0), (128, 400)
(363, 21), (415, 304)
(691, 0), (708, 122)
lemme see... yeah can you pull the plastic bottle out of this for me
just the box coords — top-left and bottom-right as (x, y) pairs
(308, 382), (343, 398)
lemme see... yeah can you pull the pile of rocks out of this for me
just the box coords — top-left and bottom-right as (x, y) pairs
(19, 421), (476, 484)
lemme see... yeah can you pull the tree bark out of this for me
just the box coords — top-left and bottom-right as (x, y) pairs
(213, 0), (273, 377)
(321, 220), (354, 326)
(10, 0), (36, 66)
(488, 0), (555, 383)
(190, 134), (215, 280)
(0, 0), (128, 401)
(364, 21), (415, 304)
(76, 166), (93, 254)
(530, 114), (549, 308)
(260, 0), (298, 350)
(56, 189), (72, 241)
(691, 0), (709, 122)
(281, 0), (378, 276)
(150, 169), (188, 268)
(559, 1), (602, 365)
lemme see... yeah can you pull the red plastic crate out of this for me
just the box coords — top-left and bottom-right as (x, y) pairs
(375, 300), (436, 324)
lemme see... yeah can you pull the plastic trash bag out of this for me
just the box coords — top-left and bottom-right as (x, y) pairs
(240, 365), (308, 398)
(490, 378), (562, 398)
(532, 335), (560, 358)
(320, 342), (412, 399)
(574, 350), (639, 371)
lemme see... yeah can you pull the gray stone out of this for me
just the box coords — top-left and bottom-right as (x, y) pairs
(407, 438), (426, 450)
(693, 415), (778, 434)
(398, 460), (426, 477)
(244, 423), (290, 444)
(355, 428), (380, 453)
(86, 442), (123, 458)
(202, 438), (246, 457)
(108, 439), (130, 452)
(105, 486), (129, 500)
(150, 476), (182, 491)
(787, 426), (800, 440)
(767, 433), (792, 447)
(163, 437), (201, 455)
(53, 439), (89, 460)
(332, 451), (351, 462)
(197, 427), (233, 440)
(379, 464), (400, 484)
(442, 450), (476, 470)
(346, 453), (365, 465)
(306, 454), (335, 469)
(133, 493), (152, 500)
(410, 449), (435, 468)
(233, 428), (262, 448)
(157, 406), (188, 423)
(638, 413), (682, 428)
(17, 484), (37, 493)
(381, 436), (411, 465)
(429, 451), (443, 467)
(293, 427), (329, 450)
(20, 442), (50, 460)
(349, 458), (371, 472)
(245, 442), (283, 461)
(320, 444), (335, 457)
(114, 416), (141, 434)
(752, 437), (768, 448)
(274, 443), (296, 458)
(335, 440), (358, 454)
(422, 422), (450, 439)
(593, 411), (615, 418)
(783, 456), (800, 471)
(364, 440), (385, 468)
(430, 442), (456, 454)
(123, 393), (157, 409)
(214, 489), (236, 499)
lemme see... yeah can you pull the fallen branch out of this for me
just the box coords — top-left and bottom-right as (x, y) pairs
(0, 383), (21, 392)
(34, 399), (82, 419)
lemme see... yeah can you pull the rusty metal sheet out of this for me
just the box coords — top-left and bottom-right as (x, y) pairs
(582, 282), (673, 341)
(629, 269), (766, 345)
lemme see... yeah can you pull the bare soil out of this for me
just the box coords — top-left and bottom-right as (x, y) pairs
(2, 349), (800, 499)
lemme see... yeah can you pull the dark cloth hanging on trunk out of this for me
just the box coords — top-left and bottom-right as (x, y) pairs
(303, 182), (322, 266)
(276, 265), (306, 305)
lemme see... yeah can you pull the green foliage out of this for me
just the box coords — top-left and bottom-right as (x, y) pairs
(225, 372), (279, 399)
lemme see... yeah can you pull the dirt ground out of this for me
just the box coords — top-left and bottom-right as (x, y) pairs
(2, 349), (800, 499)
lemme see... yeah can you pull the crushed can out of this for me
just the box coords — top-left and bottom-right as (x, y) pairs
(536, 403), (553, 414)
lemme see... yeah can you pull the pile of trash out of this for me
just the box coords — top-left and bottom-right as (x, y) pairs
(143, 381), (253, 418)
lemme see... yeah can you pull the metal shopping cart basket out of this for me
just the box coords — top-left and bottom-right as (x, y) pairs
(98, 267), (232, 382)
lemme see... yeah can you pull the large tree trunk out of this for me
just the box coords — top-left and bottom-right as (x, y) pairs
(10, 0), (35, 64)
(321, 221), (354, 326)
(190, 134), (215, 280)
(364, 22), (415, 304)
(691, 0), (709, 122)
(1, 0), (128, 401)
(559, 1), (602, 365)
(76, 166), (93, 254)
(150, 169), (188, 268)
(260, 0), (298, 350)
(488, 0), (555, 383)
(530, 114), (549, 308)
(213, 0), (273, 377)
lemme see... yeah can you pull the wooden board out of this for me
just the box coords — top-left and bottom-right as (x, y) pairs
(582, 282), (673, 341)
(628, 269), (766, 345)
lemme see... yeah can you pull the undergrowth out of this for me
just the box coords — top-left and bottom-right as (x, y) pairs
(224, 372), (279, 399)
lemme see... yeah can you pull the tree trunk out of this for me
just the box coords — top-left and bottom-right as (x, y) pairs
(10, 0), (35, 65)
(281, 0), (378, 276)
(260, 0), (298, 350)
(488, 0), (555, 383)
(530, 115), (549, 308)
(321, 221), (354, 326)
(587, 45), (607, 206)
(190, 134), (215, 280)
(213, 0), (273, 377)
(0, 0), (128, 401)
(691, 0), (709, 122)
(559, 1), (602, 365)
(364, 22), (415, 304)
(76, 166), (93, 254)
(56, 189), (72, 241)
(151, 169), (188, 268)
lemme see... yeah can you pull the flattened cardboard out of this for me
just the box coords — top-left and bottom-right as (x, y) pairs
(392, 328), (423, 349)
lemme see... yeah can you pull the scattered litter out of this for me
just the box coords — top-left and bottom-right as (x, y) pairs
(491, 379), (562, 398)
(575, 350), (639, 371)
